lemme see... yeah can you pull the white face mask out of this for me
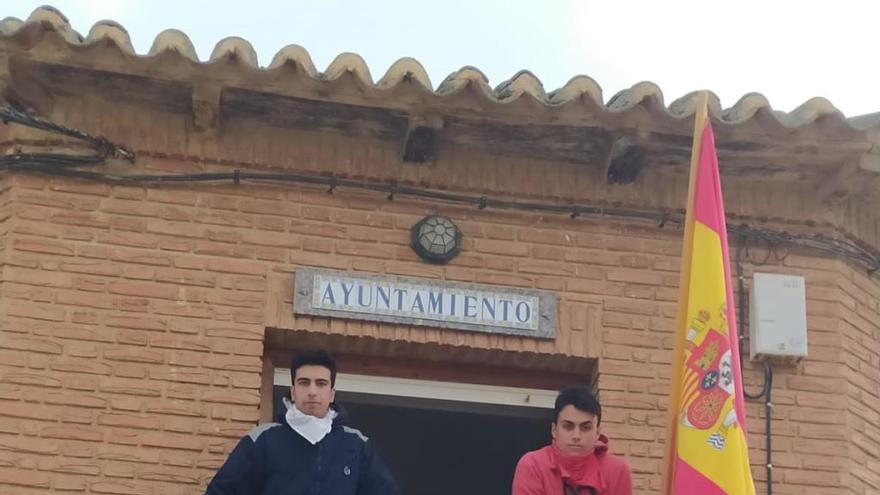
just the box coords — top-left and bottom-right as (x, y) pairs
(283, 397), (337, 445)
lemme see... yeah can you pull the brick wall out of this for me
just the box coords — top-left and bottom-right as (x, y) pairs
(735, 254), (850, 495)
(0, 173), (268, 494)
(840, 267), (880, 494)
(0, 175), (10, 293)
(0, 97), (877, 494)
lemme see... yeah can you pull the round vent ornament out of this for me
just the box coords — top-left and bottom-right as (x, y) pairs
(410, 215), (462, 263)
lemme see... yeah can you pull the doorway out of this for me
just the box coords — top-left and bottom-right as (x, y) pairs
(273, 372), (555, 495)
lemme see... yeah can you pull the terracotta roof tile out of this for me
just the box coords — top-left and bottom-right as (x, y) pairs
(2, 6), (878, 132)
(0, 17), (23, 35)
(85, 20), (133, 53)
(148, 28), (198, 61)
(268, 44), (318, 76)
(377, 57), (432, 90)
(209, 36), (259, 66)
(323, 52), (373, 83)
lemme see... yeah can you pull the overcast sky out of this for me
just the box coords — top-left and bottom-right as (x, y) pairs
(8, 1), (880, 117)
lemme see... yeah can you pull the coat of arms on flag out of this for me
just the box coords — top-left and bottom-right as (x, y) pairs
(661, 92), (756, 495)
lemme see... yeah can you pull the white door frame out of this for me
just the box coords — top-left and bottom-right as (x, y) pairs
(274, 368), (557, 409)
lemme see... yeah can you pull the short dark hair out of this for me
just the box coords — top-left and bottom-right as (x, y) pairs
(554, 386), (601, 425)
(290, 349), (337, 387)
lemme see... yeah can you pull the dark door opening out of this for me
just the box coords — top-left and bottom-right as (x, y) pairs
(273, 386), (551, 495)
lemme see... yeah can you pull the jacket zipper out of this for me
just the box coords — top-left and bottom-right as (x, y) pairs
(316, 442), (321, 495)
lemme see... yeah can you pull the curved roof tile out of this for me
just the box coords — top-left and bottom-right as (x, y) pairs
(268, 44), (319, 77)
(377, 57), (432, 90)
(25, 5), (82, 43)
(436, 66), (492, 97)
(209, 36), (259, 66)
(720, 93), (771, 124)
(547, 75), (603, 106)
(85, 20), (134, 53)
(323, 52), (373, 83)
(148, 28), (199, 61)
(0, 16), (24, 36)
(610, 82), (661, 111)
(2, 5), (877, 131)
(494, 70), (547, 101)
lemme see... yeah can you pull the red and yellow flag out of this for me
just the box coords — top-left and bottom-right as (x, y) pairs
(662, 93), (755, 495)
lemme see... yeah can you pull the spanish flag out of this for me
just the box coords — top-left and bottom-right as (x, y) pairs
(662, 92), (756, 495)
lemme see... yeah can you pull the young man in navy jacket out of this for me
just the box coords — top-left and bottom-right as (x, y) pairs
(205, 349), (399, 495)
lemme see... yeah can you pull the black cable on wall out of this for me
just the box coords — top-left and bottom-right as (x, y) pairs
(736, 238), (774, 495)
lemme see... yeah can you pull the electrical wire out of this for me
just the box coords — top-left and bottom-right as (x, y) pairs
(3, 104), (879, 279)
(735, 236), (774, 495)
(1, 100), (857, 495)
(1, 106), (134, 161)
(10, 160), (880, 275)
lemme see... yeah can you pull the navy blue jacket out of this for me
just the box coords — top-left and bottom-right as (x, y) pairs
(205, 404), (399, 495)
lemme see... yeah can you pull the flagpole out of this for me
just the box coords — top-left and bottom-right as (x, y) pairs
(661, 91), (710, 495)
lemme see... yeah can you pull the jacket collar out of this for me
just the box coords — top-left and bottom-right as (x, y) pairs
(276, 398), (349, 427)
(547, 434), (610, 491)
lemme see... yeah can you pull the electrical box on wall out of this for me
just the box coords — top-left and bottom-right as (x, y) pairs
(749, 273), (808, 361)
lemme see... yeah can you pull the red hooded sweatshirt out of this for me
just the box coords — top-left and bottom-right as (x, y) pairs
(512, 434), (632, 495)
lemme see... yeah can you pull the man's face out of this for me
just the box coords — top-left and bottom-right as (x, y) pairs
(291, 365), (335, 418)
(551, 405), (600, 455)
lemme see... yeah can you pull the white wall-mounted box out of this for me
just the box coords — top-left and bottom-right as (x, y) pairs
(749, 273), (808, 361)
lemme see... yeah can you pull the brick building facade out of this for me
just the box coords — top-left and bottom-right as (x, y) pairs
(1, 6), (879, 495)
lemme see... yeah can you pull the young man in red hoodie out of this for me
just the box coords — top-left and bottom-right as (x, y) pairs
(512, 386), (632, 495)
